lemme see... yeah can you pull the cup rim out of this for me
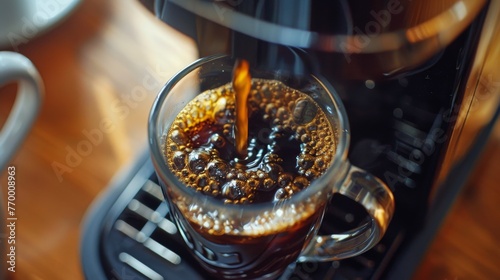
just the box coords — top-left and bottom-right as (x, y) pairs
(148, 54), (351, 211)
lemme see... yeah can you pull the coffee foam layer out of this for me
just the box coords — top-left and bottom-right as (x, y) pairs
(164, 79), (336, 205)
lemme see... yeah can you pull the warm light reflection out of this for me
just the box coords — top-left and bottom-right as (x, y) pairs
(454, 1), (468, 21)
(405, 0), (483, 43)
(432, 0), (500, 199)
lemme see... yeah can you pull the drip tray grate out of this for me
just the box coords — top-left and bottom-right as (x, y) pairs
(81, 154), (400, 280)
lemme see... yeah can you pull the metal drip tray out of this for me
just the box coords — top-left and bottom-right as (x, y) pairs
(81, 151), (402, 280)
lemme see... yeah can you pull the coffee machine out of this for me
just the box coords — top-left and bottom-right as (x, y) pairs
(81, 0), (500, 279)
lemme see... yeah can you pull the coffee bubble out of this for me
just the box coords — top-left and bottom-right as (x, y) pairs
(222, 179), (246, 201)
(314, 157), (326, 169)
(197, 174), (209, 187)
(170, 129), (187, 145)
(278, 173), (293, 188)
(261, 178), (276, 190)
(274, 188), (287, 201)
(172, 151), (186, 170)
(188, 148), (210, 174)
(298, 154), (314, 170)
(293, 176), (309, 190)
(293, 98), (317, 125)
(207, 160), (228, 181)
(210, 133), (226, 148)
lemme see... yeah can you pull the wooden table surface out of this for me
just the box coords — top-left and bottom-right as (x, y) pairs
(0, 0), (498, 279)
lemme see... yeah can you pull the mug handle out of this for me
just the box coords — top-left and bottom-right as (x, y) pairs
(0, 51), (43, 171)
(298, 163), (395, 262)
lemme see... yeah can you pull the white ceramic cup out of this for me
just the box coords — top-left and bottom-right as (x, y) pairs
(0, 51), (43, 171)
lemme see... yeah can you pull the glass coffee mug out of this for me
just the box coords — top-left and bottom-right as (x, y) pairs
(0, 51), (43, 171)
(149, 55), (394, 279)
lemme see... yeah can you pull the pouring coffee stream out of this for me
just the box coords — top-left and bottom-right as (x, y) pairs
(232, 59), (251, 158)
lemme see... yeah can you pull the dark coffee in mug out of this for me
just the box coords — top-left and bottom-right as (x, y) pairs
(163, 78), (336, 278)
